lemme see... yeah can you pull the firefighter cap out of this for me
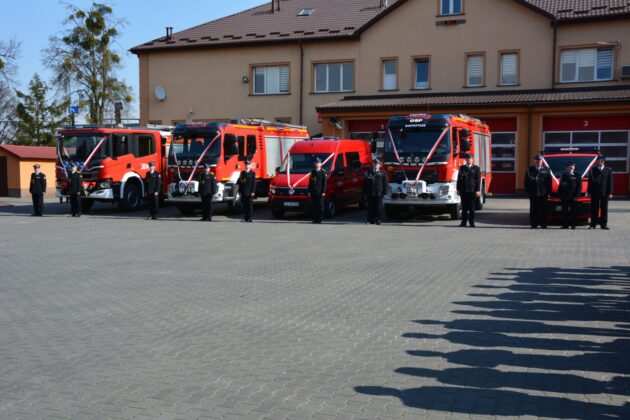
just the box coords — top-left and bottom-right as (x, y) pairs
(596, 155), (606, 161)
(373, 159), (381, 165)
(534, 155), (542, 161)
(148, 161), (156, 167)
(315, 157), (322, 164)
(566, 161), (575, 166)
(33, 164), (41, 169)
(245, 159), (252, 165)
(461, 152), (472, 158)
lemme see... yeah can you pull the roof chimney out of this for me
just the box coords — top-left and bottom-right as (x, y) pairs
(165, 27), (173, 39)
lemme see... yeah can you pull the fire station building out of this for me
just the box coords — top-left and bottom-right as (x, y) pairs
(132, 0), (630, 195)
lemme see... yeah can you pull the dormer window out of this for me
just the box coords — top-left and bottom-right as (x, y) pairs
(298, 8), (314, 16)
(440, 0), (462, 16)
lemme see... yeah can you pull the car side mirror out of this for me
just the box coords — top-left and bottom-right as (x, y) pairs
(460, 138), (471, 152)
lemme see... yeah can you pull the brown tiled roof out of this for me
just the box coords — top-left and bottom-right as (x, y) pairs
(316, 86), (630, 113)
(131, 0), (406, 53)
(0, 145), (57, 160)
(521, 0), (630, 21)
(131, 0), (630, 54)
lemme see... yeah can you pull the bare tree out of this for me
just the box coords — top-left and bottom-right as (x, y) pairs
(0, 38), (21, 144)
(43, 2), (132, 125)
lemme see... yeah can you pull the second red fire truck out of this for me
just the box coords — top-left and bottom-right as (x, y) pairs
(166, 119), (310, 215)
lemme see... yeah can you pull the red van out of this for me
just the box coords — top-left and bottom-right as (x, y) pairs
(268, 139), (372, 218)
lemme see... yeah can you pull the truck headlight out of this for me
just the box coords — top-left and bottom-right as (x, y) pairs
(439, 185), (450, 196)
(269, 186), (276, 194)
(98, 180), (112, 189)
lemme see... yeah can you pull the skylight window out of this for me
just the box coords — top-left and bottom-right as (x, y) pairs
(298, 8), (314, 16)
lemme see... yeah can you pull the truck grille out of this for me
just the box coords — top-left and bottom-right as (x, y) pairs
(275, 187), (308, 196)
(391, 169), (439, 184)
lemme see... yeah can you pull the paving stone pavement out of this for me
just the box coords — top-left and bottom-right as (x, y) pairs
(0, 198), (628, 419)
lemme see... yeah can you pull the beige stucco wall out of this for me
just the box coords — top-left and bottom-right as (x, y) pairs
(137, 0), (630, 134)
(0, 152), (55, 198)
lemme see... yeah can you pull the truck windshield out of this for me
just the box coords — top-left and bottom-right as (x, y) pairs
(169, 134), (221, 166)
(279, 153), (334, 174)
(58, 134), (109, 162)
(544, 156), (596, 178)
(385, 128), (450, 164)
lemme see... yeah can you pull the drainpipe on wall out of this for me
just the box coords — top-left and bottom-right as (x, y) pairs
(527, 103), (533, 166)
(299, 41), (304, 126)
(551, 19), (558, 90)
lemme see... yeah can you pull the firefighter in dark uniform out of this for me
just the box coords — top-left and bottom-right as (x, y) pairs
(237, 160), (257, 222)
(558, 161), (582, 229)
(199, 163), (218, 221)
(145, 161), (162, 220)
(363, 159), (389, 225)
(456, 153), (481, 227)
(29, 164), (46, 216)
(68, 162), (83, 217)
(308, 157), (328, 224)
(524, 155), (552, 228)
(588, 155), (613, 230)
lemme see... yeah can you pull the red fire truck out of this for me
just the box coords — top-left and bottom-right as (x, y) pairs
(382, 114), (492, 220)
(56, 126), (173, 211)
(540, 147), (599, 221)
(167, 119), (309, 214)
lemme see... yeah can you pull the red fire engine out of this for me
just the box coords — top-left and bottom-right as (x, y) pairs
(166, 119), (309, 214)
(382, 114), (492, 220)
(540, 147), (599, 221)
(56, 126), (173, 211)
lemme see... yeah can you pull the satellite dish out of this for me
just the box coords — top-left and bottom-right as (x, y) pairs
(155, 85), (167, 101)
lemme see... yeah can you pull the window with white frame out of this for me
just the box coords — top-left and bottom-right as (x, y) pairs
(414, 58), (430, 89)
(543, 130), (629, 172)
(500, 52), (518, 86)
(560, 48), (614, 83)
(382, 59), (397, 90)
(491, 132), (517, 172)
(467, 54), (484, 87)
(253, 65), (289, 95)
(440, 0), (462, 15)
(314, 62), (354, 93)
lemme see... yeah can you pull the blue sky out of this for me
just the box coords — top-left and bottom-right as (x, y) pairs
(3, 0), (263, 116)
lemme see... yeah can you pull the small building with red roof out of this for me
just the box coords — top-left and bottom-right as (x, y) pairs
(0, 145), (57, 198)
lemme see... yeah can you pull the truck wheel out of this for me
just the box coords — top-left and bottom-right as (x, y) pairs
(325, 196), (336, 219)
(176, 203), (197, 215)
(227, 192), (243, 215)
(271, 208), (285, 219)
(385, 205), (400, 220)
(450, 203), (462, 220)
(119, 182), (142, 212)
(475, 185), (485, 211)
(82, 198), (94, 213)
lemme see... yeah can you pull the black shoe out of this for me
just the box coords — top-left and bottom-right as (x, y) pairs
(375, 221), (381, 225)
(561, 226), (568, 229)
(571, 226), (576, 229)
(240, 219), (246, 222)
(602, 226), (610, 230)
(541, 226), (548, 229)
(30, 214), (37, 217)
(208, 219), (212, 222)
(200, 218), (207, 221)
(247, 219), (252, 223)
(589, 225), (595, 229)
(146, 217), (152, 220)
(470, 224), (476, 228)
(459, 223), (467, 227)
(531, 226), (537, 229)
(151, 217), (157, 220)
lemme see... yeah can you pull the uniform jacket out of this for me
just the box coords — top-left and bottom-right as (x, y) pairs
(308, 169), (327, 196)
(457, 164), (481, 195)
(558, 171), (582, 200)
(524, 165), (553, 197)
(68, 171), (83, 194)
(145, 170), (162, 195)
(199, 172), (218, 196)
(29, 172), (47, 194)
(363, 170), (390, 198)
(588, 166), (613, 197)
(238, 170), (257, 196)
